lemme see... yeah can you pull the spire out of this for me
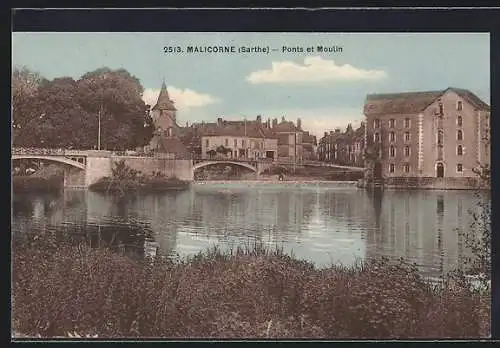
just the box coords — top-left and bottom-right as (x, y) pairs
(152, 79), (176, 111)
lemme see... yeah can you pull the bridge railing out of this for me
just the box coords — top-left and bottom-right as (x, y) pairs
(12, 147), (68, 156)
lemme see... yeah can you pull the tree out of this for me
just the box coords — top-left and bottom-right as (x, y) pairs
(12, 66), (46, 144)
(76, 67), (152, 150)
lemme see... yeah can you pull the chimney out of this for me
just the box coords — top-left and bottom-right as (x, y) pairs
(267, 118), (271, 128)
(272, 118), (278, 128)
(297, 117), (302, 130)
(256, 115), (262, 123)
(335, 128), (341, 133)
(217, 117), (223, 126)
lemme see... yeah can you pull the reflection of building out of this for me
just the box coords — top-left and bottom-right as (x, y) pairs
(364, 190), (474, 278)
(364, 88), (490, 178)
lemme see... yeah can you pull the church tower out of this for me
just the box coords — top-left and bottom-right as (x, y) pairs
(150, 80), (178, 138)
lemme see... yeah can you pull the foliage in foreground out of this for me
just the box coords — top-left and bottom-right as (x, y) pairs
(12, 234), (490, 339)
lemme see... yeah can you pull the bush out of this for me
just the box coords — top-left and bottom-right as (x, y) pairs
(12, 234), (490, 339)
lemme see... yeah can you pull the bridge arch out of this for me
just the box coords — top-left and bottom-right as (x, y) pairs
(193, 161), (257, 173)
(12, 155), (86, 170)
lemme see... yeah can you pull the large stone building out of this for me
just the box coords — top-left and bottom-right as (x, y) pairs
(363, 87), (490, 178)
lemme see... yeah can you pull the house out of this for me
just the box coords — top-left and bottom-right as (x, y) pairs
(363, 87), (490, 178)
(272, 116), (303, 163)
(195, 115), (278, 160)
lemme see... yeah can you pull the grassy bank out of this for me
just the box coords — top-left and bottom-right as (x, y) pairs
(12, 234), (490, 339)
(12, 176), (63, 193)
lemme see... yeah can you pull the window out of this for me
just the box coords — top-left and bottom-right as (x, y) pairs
(389, 132), (395, 142)
(438, 101), (444, 115)
(389, 146), (395, 157)
(374, 132), (380, 142)
(225, 138), (228, 147)
(457, 145), (463, 156)
(457, 116), (462, 127)
(437, 130), (444, 145)
(389, 163), (395, 173)
(404, 118), (411, 128)
(234, 139), (238, 148)
(374, 119), (380, 129)
(457, 163), (463, 172)
(457, 101), (463, 111)
(404, 146), (410, 157)
(404, 131), (410, 142)
(205, 139), (209, 147)
(404, 163), (410, 173)
(242, 140), (246, 148)
(457, 130), (463, 141)
(389, 119), (395, 128)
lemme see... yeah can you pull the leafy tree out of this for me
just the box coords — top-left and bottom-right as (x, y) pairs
(12, 66), (46, 144)
(76, 67), (152, 150)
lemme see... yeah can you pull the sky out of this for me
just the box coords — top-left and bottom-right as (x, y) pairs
(12, 32), (490, 138)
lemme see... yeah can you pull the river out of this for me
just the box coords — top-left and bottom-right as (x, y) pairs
(12, 182), (489, 278)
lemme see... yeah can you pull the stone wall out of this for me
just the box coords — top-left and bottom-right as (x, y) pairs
(383, 176), (489, 190)
(113, 156), (193, 181)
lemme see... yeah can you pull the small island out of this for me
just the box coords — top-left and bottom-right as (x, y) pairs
(89, 160), (190, 195)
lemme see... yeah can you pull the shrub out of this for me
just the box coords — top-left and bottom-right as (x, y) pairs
(11, 233), (490, 339)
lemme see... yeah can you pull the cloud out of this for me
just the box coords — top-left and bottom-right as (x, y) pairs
(142, 87), (220, 110)
(246, 56), (387, 84)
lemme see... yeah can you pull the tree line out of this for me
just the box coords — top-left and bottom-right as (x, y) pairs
(12, 66), (155, 150)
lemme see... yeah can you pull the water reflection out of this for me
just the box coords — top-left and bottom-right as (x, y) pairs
(11, 184), (488, 278)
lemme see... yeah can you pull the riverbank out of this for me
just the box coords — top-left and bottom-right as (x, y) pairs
(12, 233), (490, 339)
(12, 176), (63, 193)
(89, 177), (190, 194)
(194, 179), (359, 186)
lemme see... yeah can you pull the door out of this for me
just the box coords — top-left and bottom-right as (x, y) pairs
(436, 163), (444, 178)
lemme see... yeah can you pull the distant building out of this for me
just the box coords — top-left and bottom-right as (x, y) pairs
(317, 123), (365, 167)
(301, 131), (318, 161)
(363, 87), (490, 178)
(272, 116), (303, 163)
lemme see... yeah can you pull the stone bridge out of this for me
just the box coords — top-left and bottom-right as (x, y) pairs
(12, 148), (194, 188)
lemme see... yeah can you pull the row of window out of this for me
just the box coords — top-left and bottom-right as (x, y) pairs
(204, 139), (265, 149)
(387, 144), (464, 157)
(374, 118), (412, 129)
(374, 130), (464, 144)
(388, 163), (464, 173)
(373, 114), (464, 129)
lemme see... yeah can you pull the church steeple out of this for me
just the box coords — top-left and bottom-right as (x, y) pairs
(152, 79), (177, 111)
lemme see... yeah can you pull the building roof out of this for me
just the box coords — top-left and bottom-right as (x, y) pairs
(152, 81), (177, 111)
(150, 134), (189, 155)
(193, 119), (277, 139)
(273, 120), (299, 133)
(364, 87), (490, 116)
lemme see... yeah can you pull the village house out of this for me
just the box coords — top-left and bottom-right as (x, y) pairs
(193, 116), (279, 161)
(363, 87), (490, 178)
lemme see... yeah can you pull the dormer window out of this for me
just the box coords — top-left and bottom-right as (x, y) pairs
(438, 100), (444, 115)
(457, 101), (463, 111)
